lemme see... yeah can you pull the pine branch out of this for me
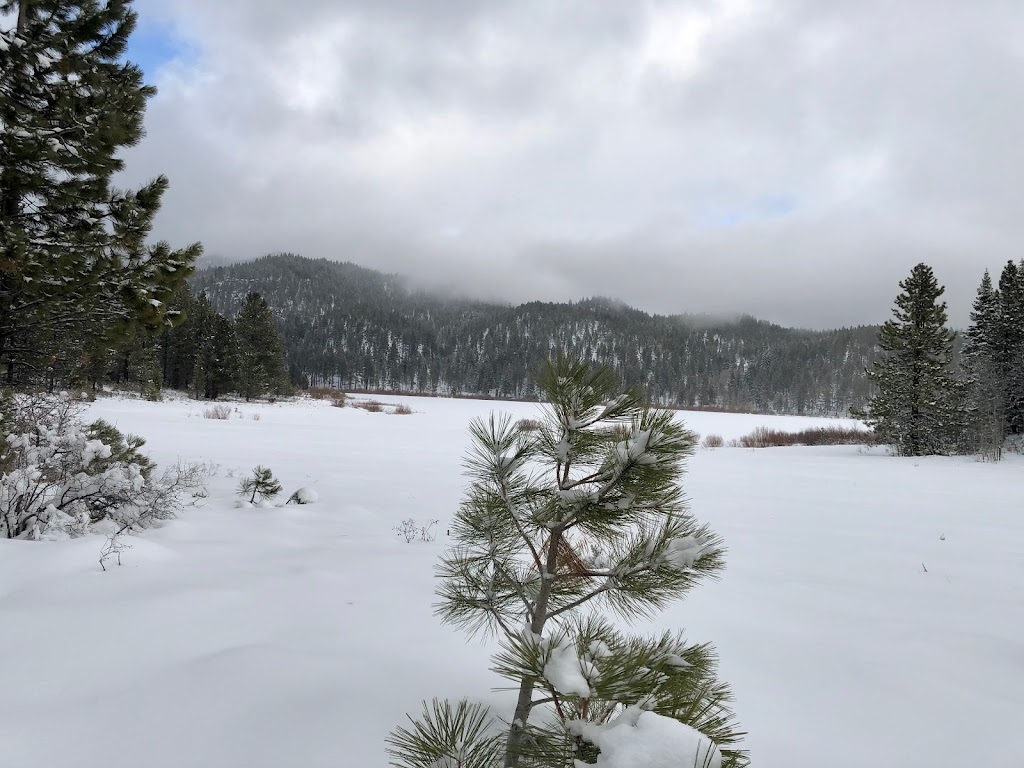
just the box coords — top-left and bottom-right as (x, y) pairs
(491, 556), (536, 623)
(544, 583), (612, 621)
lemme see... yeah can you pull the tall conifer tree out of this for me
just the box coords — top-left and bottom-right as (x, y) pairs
(0, 0), (200, 383)
(995, 261), (1024, 438)
(235, 292), (289, 400)
(963, 271), (1003, 459)
(859, 264), (962, 455)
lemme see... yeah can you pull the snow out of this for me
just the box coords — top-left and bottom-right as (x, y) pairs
(292, 486), (319, 504)
(571, 706), (721, 768)
(1, 394), (1022, 767)
(662, 535), (711, 570)
(81, 438), (111, 465)
(544, 637), (594, 697)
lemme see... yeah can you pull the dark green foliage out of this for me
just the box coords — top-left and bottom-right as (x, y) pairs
(85, 418), (155, 480)
(0, 1), (201, 385)
(958, 262), (1024, 458)
(234, 292), (289, 400)
(191, 254), (879, 416)
(191, 298), (238, 400)
(962, 271), (1004, 459)
(237, 465), (281, 504)
(995, 261), (1024, 437)
(858, 264), (963, 456)
(158, 284), (204, 391)
(386, 700), (504, 768)
(489, 617), (747, 768)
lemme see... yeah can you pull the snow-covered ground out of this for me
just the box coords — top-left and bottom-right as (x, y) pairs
(1, 395), (1022, 767)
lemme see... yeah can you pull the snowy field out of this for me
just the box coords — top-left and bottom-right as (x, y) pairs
(1, 395), (1022, 768)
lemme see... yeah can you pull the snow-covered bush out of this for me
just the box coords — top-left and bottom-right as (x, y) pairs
(387, 357), (747, 768)
(286, 487), (318, 505)
(1, 393), (207, 540)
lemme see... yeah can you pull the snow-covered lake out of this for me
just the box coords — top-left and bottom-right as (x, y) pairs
(1, 395), (1021, 767)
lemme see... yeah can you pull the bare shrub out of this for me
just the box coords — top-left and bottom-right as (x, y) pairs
(394, 518), (417, 543)
(99, 531), (131, 571)
(516, 418), (543, 432)
(356, 399), (384, 413)
(394, 518), (439, 542)
(251, 412), (261, 421)
(419, 519), (439, 541)
(702, 433), (725, 448)
(738, 424), (875, 448)
(331, 395), (347, 408)
(307, 387), (341, 401)
(391, 403), (413, 415)
(203, 404), (232, 420)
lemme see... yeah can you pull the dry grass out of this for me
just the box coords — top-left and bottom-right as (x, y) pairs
(307, 387), (348, 408)
(516, 418), (543, 432)
(202, 404), (232, 420)
(702, 433), (725, 448)
(355, 399), (384, 413)
(306, 387), (338, 400)
(390, 403), (413, 415)
(737, 424), (874, 448)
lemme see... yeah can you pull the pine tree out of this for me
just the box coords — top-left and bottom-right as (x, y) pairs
(158, 284), (201, 391)
(191, 298), (238, 400)
(234, 292), (289, 401)
(962, 271), (1003, 460)
(995, 261), (1024, 439)
(0, 0), (201, 384)
(237, 465), (282, 504)
(387, 357), (746, 768)
(859, 264), (962, 456)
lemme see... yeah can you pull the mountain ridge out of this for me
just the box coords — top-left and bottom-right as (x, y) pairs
(190, 253), (879, 415)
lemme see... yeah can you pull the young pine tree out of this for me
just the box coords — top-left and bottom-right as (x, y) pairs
(387, 357), (746, 768)
(237, 466), (282, 505)
(235, 292), (289, 401)
(0, 1), (201, 383)
(962, 271), (1004, 460)
(859, 263), (963, 456)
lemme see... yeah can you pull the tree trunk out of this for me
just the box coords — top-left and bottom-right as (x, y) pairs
(504, 529), (563, 767)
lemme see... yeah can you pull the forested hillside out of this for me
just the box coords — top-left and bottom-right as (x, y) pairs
(191, 254), (880, 415)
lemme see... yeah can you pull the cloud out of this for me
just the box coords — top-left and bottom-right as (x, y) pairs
(120, 0), (1024, 328)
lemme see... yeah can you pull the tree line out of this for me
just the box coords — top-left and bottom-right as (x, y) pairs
(152, 288), (292, 401)
(190, 253), (882, 416)
(858, 261), (1024, 459)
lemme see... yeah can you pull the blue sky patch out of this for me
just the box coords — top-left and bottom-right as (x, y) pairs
(700, 194), (799, 229)
(125, 20), (193, 80)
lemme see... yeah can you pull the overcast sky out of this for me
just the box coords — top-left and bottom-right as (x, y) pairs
(121, 0), (1024, 329)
